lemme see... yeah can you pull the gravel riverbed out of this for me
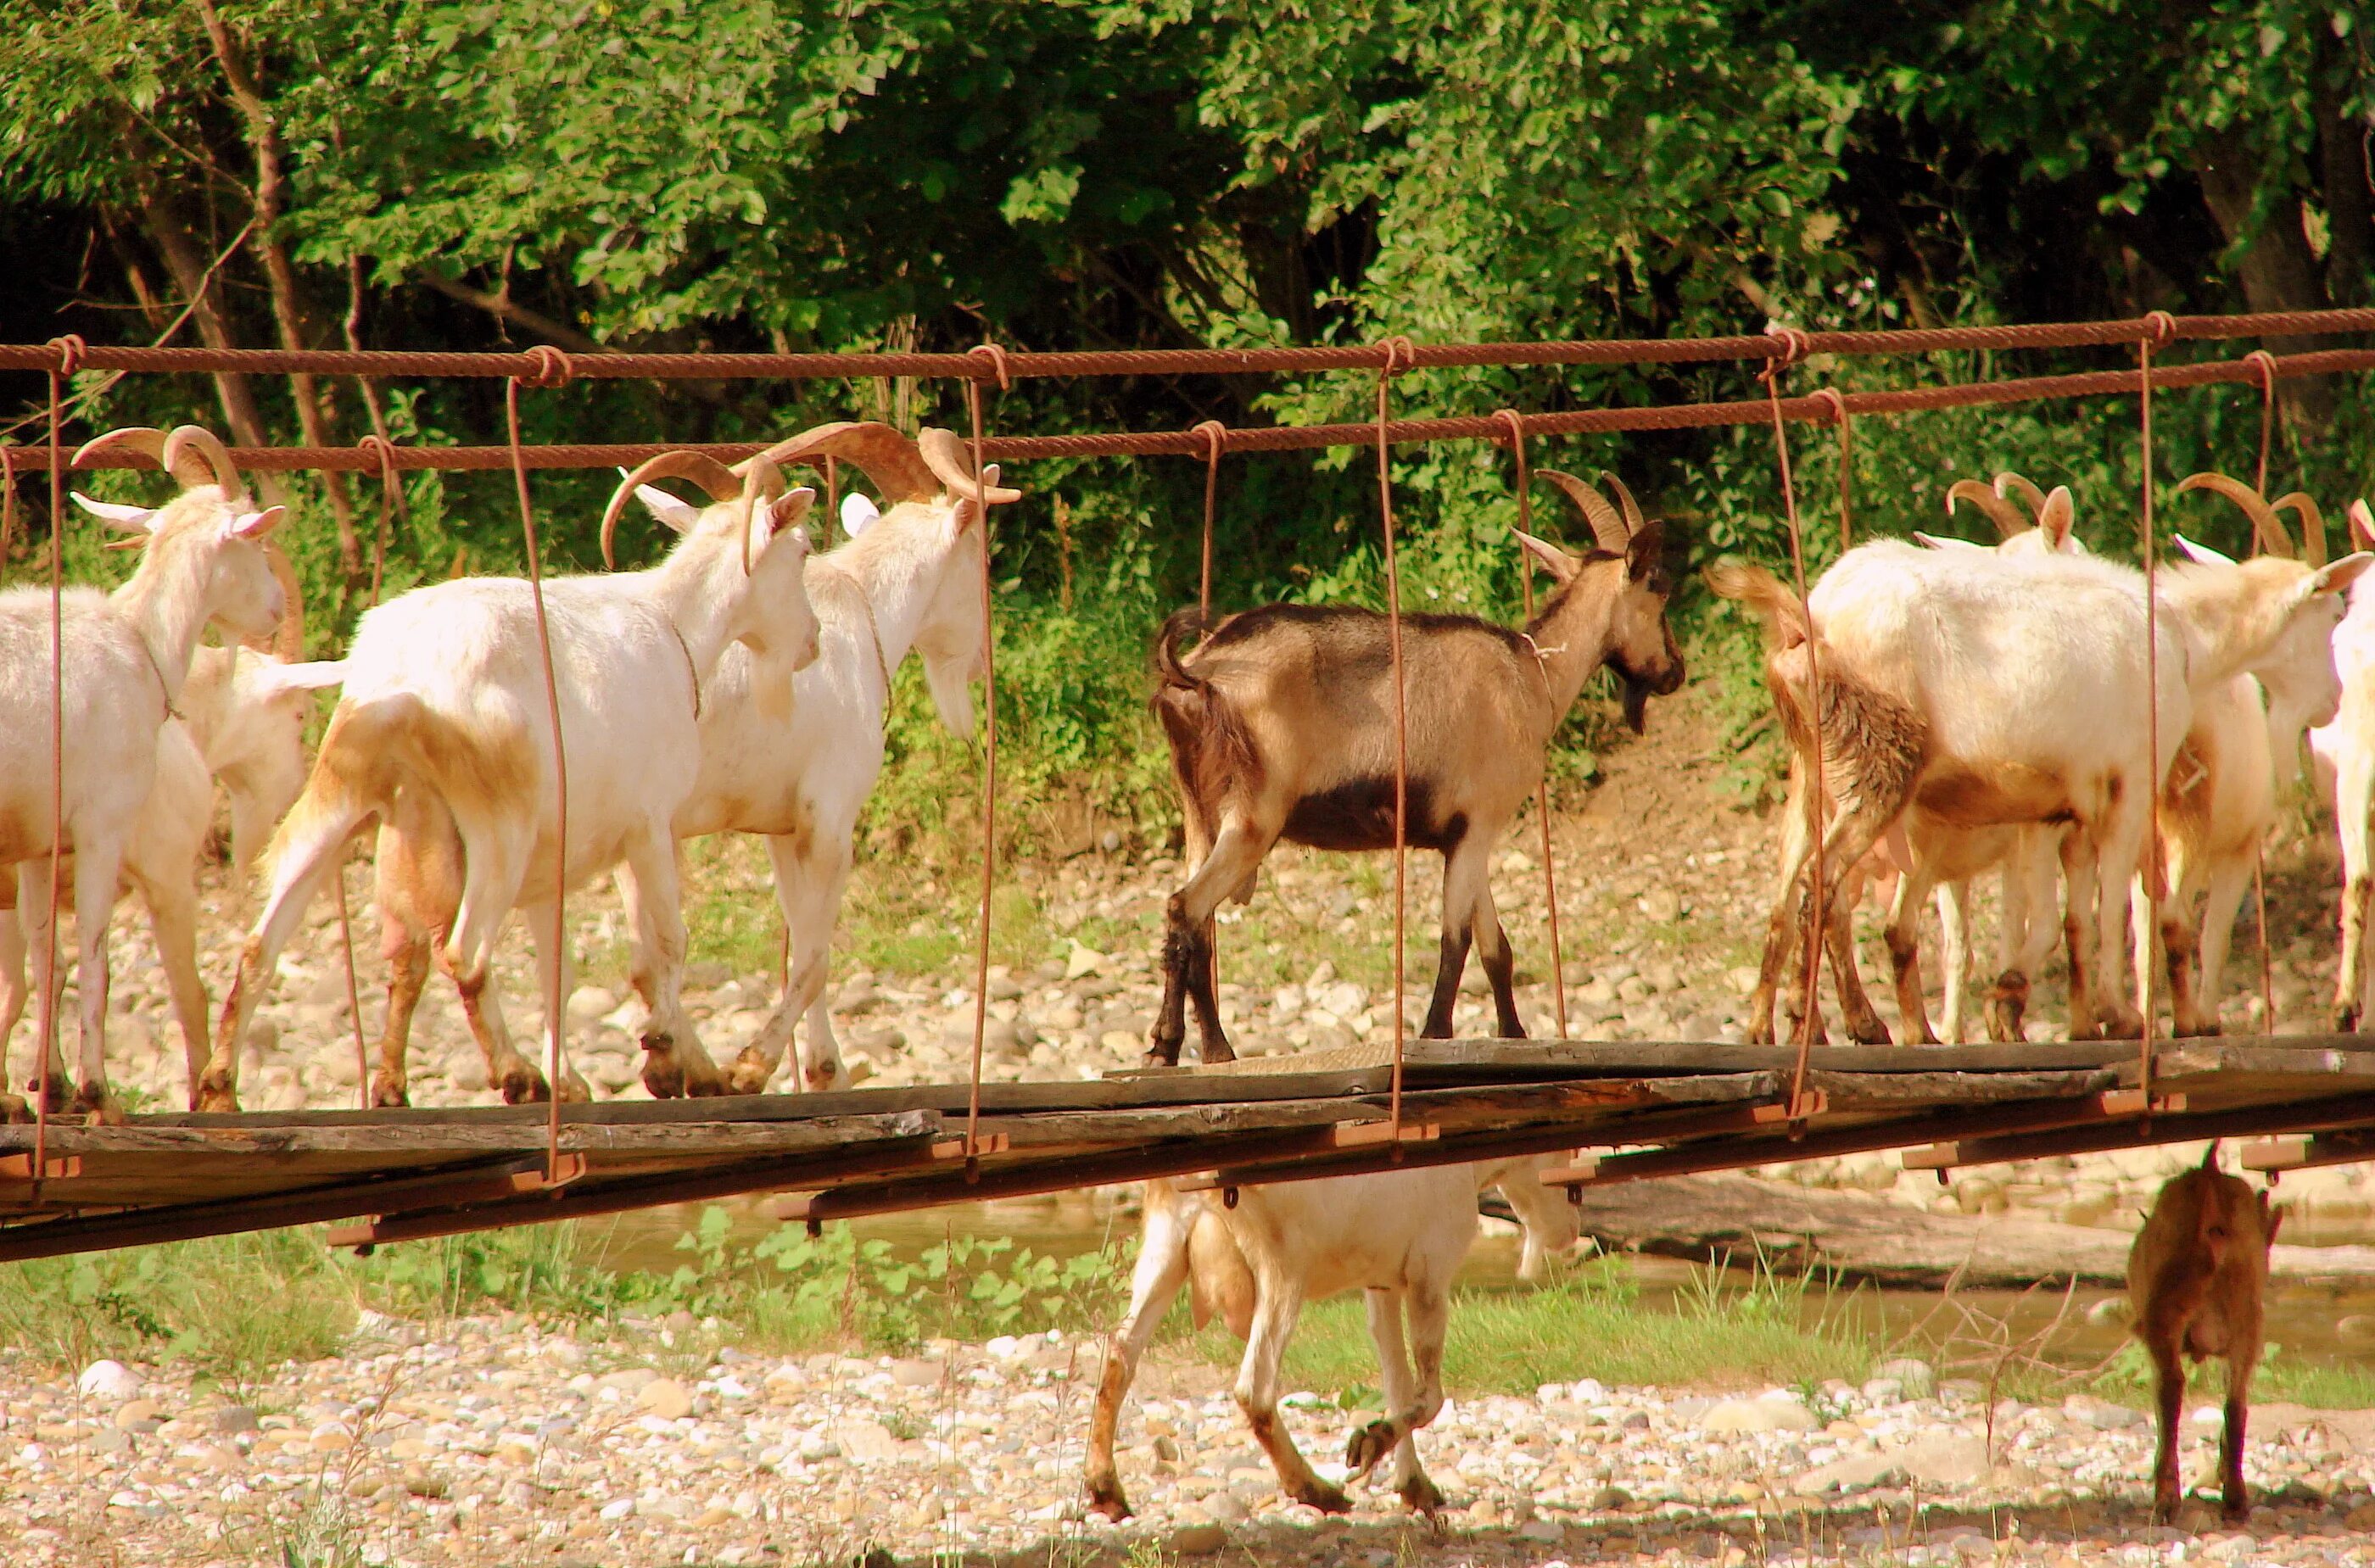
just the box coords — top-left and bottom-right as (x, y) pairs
(7, 1320), (2375, 1568)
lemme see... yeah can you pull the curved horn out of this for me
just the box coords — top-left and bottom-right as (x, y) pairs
(2272, 493), (2330, 567)
(733, 420), (942, 505)
(260, 543), (305, 661)
(918, 427), (1025, 506)
(1946, 478), (2027, 540)
(71, 426), (220, 490)
(1992, 471), (2049, 520)
(162, 425), (245, 499)
(2352, 499), (2375, 554)
(1596, 470), (1646, 537)
(2176, 472), (2293, 559)
(601, 450), (740, 569)
(738, 456), (788, 574)
(1537, 470), (1629, 555)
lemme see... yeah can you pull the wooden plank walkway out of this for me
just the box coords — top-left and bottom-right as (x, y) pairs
(3, 1036), (2374, 1261)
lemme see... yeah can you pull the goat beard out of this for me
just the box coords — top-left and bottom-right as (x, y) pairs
(1621, 674), (1652, 734)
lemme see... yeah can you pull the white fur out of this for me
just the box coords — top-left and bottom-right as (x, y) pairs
(207, 489), (821, 1111)
(2309, 502), (2375, 1026)
(0, 470), (285, 1118)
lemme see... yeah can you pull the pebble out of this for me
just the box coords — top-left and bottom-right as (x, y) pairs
(634, 1376), (693, 1420)
(76, 1359), (142, 1403)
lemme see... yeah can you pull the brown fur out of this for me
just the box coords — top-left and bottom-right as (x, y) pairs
(1144, 521), (1682, 1063)
(2127, 1147), (2280, 1521)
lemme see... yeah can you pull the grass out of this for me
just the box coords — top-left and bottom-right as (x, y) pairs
(1176, 1251), (1880, 1398)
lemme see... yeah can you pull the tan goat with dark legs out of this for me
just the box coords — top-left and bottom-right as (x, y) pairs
(1145, 473), (1684, 1065)
(2128, 1146), (2280, 1521)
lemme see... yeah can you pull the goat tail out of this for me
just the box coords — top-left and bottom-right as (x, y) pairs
(1702, 559), (1809, 649)
(1151, 605), (1214, 691)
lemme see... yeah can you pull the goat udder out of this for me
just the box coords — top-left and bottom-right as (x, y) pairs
(1284, 777), (1463, 852)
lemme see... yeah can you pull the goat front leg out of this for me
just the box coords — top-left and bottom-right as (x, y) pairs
(1746, 773), (1818, 1045)
(733, 831), (852, 1095)
(1148, 815), (1274, 1066)
(522, 897), (592, 1103)
(2335, 745), (2375, 1031)
(449, 963), (543, 1104)
(67, 836), (126, 1123)
(137, 873), (212, 1104)
(618, 830), (721, 1097)
(1471, 879), (1525, 1039)
(1084, 1184), (1199, 1521)
(2219, 1348), (2257, 1522)
(1936, 879), (1974, 1043)
(1347, 1285), (1445, 1516)
(6, 868), (69, 1120)
(1822, 890), (1892, 1046)
(0, 905), (25, 1122)
(2192, 854), (2253, 1035)
(1883, 863), (1942, 1046)
(1235, 1274), (1349, 1513)
(1422, 834), (1487, 1038)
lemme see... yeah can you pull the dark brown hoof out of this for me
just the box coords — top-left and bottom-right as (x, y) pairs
(1397, 1473), (1446, 1517)
(369, 1075), (411, 1109)
(498, 1066), (551, 1105)
(1196, 1040), (1236, 1065)
(1289, 1482), (1352, 1515)
(1084, 1487), (1132, 1523)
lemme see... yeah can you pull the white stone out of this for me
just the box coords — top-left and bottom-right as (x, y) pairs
(77, 1361), (142, 1403)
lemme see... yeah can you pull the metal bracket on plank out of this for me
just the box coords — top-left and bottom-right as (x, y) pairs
(0, 1155), (81, 1181)
(1536, 1096), (1816, 1190)
(325, 1153), (588, 1251)
(1327, 1120), (1440, 1149)
(930, 1134), (1009, 1160)
(1902, 1091), (2187, 1175)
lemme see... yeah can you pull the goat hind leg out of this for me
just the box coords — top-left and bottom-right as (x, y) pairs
(1422, 834), (1492, 1038)
(1085, 1186), (1198, 1520)
(1472, 880), (1526, 1039)
(67, 838), (126, 1123)
(732, 833), (851, 1095)
(618, 827), (721, 1097)
(1347, 1286), (1445, 1515)
(522, 897), (591, 1102)
(1150, 816), (1272, 1066)
(1236, 1280), (1347, 1513)
(1883, 866), (1941, 1046)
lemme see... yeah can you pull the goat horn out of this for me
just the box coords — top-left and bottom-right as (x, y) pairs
(2272, 493), (2329, 567)
(1537, 470), (1629, 555)
(2175, 472), (2293, 559)
(1596, 470), (1646, 537)
(738, 456), (787, 574)
(2351, 499), (2375, 554)
(259, 543), (305, 661)
(162, 425), (245, 500)
(601, 450), (740, 570)
(71, 427), (221, 491)
(1992, 471), (2049, 520)
(917, 427), (1025, 506)
(1946, 479), (2026, 540)
(733, 420), (943, 505)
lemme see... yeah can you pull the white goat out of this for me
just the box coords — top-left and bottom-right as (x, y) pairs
(1715, 532), (2365, 1045)
(1084, 1158), (1580, 1521)
(0, 644), (342, 1108)
(208, 458), (820, 1112)
(651, 422), (1015, 1094)
(0, 425), (287, 1120)
(2307, 501), (2375, 1029)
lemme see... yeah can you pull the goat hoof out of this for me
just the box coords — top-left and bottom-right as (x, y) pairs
(727, 1052), (776, 1096)
(1397, 1474), (1446, 1516)
(73, 1085), (125, 1127)
(193, 1072), (241, 1114)
(2335, 1006), (2361, 1035)
(0, 1094), (29, 1124)
(804, 1060), (848, 1093)
(1083, 1487), (1132, 1523)
(557, 1070), (594, 1104)
(1139, 1045), (1182, 1069)
(1196, 1040), (1236, 1065)
(370, 1077), (411, 1110)
(2221, 1496), (2251, 1525)
(497, 1067), (551, 1105)
(1290, 1482), (1352, 1515)
(1344, 1420), (1396, 1481)
(642, 1054), (686, 1100)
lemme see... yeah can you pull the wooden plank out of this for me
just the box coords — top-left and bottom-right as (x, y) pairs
(1925, 1091), (2375, 1169)
(0, 1110), (944, 1160)
(1802, 1068), (2119, 1108)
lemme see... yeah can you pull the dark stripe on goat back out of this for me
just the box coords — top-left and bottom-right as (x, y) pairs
(1285, 775), (1467, 853)
(1187, 600), (1534, 675)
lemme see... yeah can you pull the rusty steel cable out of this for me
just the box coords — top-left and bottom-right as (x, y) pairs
(10, 306), (2375, 382)
(2244, 349), (2282, 1035)
(0, 445), (16, 567)
(1376, 338), (1416, 1138)
(1808, 388), (1854, 550)
(20, 347), (2375, 479)
(1758, 332), (1828, 1108)
(1193, 420), (1226, 621)
(963, 349), (1005, 1161)
(35, 338), (81, 1180)
(1490, 409), (1569, 1043)
(506, 348), (576, 1175)
(2137, 316), (2175, 1109)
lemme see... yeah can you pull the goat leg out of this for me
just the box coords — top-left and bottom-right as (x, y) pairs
(1146, 903), (1195, 1067)
(1825, 897), (1891, 1045)
(2220, 1378), (2252, 1522)
(1185, 912), (1232, 1063)
(1084, 1185), (1198, 1521)
(2148, 1336), (2188, 1516)
(1237, 1282), (1350, 1514)
(1420, 924), (1472, 1039)
(2339, 874), (2372, 1033)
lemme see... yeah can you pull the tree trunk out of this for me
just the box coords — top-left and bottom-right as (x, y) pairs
(2315, 45), (2372, 307)
(196, 0), (361, 583)
(130, 185), (290, 510)
(2193, 126), (2338, 432)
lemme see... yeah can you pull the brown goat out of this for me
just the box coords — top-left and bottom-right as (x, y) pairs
(1145, 472), (1684, 1064)
(2127, 1146), (2281, 1521)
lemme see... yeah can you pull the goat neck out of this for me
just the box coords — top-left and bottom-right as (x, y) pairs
(103, 490), (242, 703)
(637, 520), (764, 678)
(1523, 557), (1629, 723)
(812, 501), (967, 682)
(2157, 556), (2339, 689)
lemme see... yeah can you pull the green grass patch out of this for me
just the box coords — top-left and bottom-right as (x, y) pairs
(1176, 1253), (1879, 1397)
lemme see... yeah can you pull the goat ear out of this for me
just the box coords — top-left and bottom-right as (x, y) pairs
(1511, 527), (1580, 583)
(2351, 499), (2375, 553)
(1625, 520), (1667, 580)
(222, 505), (288, 542)
(70, 492), (161, 533)
(2037, 486), (2076, 548)
(952, 495), (984, 535)
(629, 476), (703, 533)
(763, 488), (818, 540)
(2173, 533), (2236, 567)
(2305, 551), (2375, 600)
(1913, 531), (1987, 552)
(244, 658), (349, 699)
(840, 491), (880, 536)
